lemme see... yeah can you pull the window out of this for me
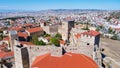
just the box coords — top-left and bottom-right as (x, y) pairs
(87, 43), (90, 45)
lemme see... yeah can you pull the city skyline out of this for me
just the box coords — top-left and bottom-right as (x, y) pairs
(0, 2), (120, 67)
(0, 0), (120, 11)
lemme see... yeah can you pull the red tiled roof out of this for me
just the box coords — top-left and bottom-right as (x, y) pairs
(59, 40), (66, 45)
(82, 30), (100, 36)
(32, 53), (51, 68)
(19, 42), (34, 45)
(32, 52), (98, 68)
(18, 32), (28, 38)
(27, 27), (43, 33)
(0, 51), (14, 58)
(10, 27), (23, 31)
(75, 33), (81, 39)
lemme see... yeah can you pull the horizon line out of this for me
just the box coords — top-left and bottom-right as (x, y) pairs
(0, 8), (120, 11)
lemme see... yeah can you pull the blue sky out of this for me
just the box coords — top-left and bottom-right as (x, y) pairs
(0, 0), (120, 10)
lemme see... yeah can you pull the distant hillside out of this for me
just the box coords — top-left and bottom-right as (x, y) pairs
(0, 9), (107, 13)
(0, 9), (35, 13)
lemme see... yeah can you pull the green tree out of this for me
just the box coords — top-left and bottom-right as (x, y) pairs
(31, 35), (37, 43)
(99, 25), (103, 29)
(31, 36), (46, 45)
(96, 28), (100, 32)
(108, 28), (113, 34)
(54, 33), (62, 39)
(50, 38), (60, 47)
(0, 35), (3, 41)
(37, 40), (46, 45)
(44, 34), (51, 37)
(0, 30), (3, 33)
(81, 22), (89, 30)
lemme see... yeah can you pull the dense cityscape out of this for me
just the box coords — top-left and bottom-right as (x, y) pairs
(0, 0), (120, 68)
(0, 9), (120, 68)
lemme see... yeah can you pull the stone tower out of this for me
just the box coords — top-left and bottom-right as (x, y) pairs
(9, 30), (18, 50)
(14, 45), (30, 68)
(61, 21), (75, 41)
(80, 30), (102, 66)
(80, 30), (100, 47)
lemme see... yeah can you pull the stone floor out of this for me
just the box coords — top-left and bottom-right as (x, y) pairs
(101, 38), (120, 64)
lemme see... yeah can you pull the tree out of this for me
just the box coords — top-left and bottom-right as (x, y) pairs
(96, 28), (100, 32)
(0, 35), (3, 41)
(0, 30), (3, 33)
(108, 28), (113, 34)
(31, 35), (37, 43)
(44, 34), (51, 37)
(54, 33), (62, 39)
(81, 22), (89, 30)
(99, 25), (103, 29)
(31, 36), (46, 45)
(37, 40), (46, 45)
(50, 38), (60, 47)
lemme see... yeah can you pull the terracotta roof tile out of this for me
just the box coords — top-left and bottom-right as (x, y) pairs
(10, 27), (23, 31)
(32, 53), (51, 67)
(18, 32), (28, 38)
(32, 52), (98, 68)
(27, 27), (43, 33)
(82, 30), (100, 36)
(19, 42), (34, 45)
(0, 51), (14, 58)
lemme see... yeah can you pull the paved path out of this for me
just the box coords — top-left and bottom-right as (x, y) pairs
(101, 38), (120, 63)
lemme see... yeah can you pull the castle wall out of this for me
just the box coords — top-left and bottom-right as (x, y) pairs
(26, 45), (62, 67)
(80, 34), (95, 46)
(65, 45), (94, 58)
